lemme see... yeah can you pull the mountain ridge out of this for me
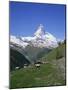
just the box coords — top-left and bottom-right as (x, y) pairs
(10, 24), (59, 49)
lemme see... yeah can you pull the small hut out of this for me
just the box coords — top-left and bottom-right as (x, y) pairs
(23, 64), (28, 68)
(34, 61), (42, 68)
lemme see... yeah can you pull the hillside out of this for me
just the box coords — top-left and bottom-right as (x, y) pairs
(24, 45), (51, 63)
(10, 44), (51, 63)
(10, 48), (30, 71)
(10, 59), (66, 89)
(40, 43), (65, 62)
(10, 43), (66, 88)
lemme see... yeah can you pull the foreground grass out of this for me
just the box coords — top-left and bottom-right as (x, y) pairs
(10, 63), (65, 89)
(10, 43), (66, 89)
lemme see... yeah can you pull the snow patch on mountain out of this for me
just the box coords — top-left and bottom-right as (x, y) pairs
(10, 35), (29, 48)
(34, 24), (45, 38)
(21, 36), (34, 42)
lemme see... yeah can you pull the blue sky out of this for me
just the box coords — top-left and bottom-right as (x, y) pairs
(10, 1), (66, 40)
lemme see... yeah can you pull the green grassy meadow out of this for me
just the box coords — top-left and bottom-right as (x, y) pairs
(10, 43), (66, 89)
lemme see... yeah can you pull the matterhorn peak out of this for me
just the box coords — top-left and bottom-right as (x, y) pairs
(34, 24), (45, 37)
(10, 24), (58, 49)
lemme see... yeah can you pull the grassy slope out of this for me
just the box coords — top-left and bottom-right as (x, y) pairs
(10, 63), (65, 89)
(40, 43), (65, 62)
(10, 43), (66, 89)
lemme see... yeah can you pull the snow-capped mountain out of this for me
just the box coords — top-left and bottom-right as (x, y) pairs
(34, 24), (45, 37)
(10, 35), (29, 48)
(10, 24), (58, 48)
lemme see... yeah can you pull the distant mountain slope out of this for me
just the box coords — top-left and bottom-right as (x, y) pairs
(10, 48), (30, 71)
(10, 43), (52, 63)
(39, 42), (65, 62)
(24, 45), (51, 63)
